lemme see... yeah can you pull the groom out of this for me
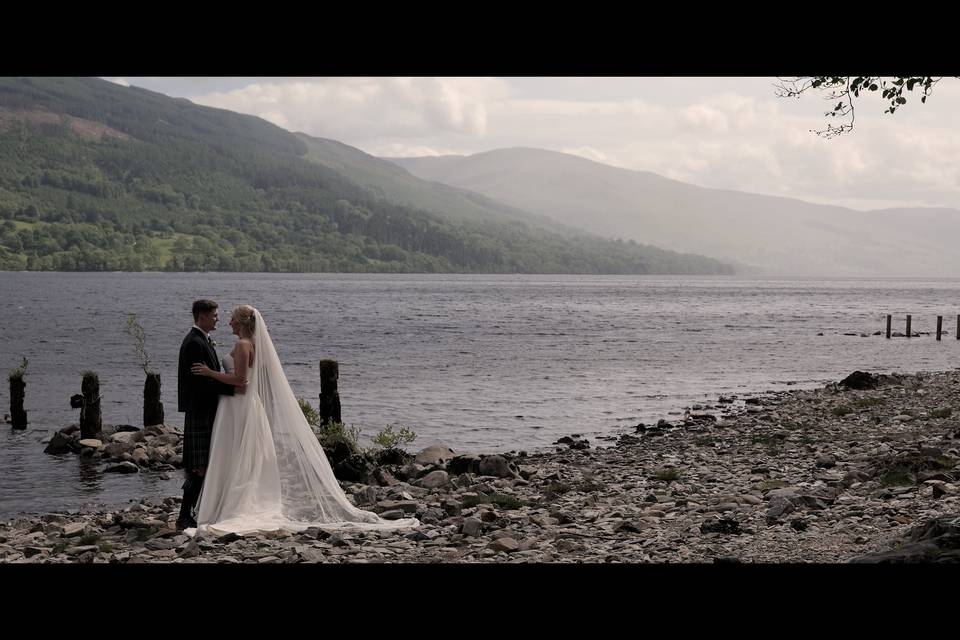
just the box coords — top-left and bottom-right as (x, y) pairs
(175, 299), (241, 530)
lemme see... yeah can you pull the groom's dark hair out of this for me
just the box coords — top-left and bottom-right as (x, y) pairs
(192, 299), (218, 321)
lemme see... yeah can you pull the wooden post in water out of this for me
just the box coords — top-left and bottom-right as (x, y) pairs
(906, 315), (912, 338)
(143, 372), (164, 427)
(318, 359), (341, 426)
(80, 371), (102, 439)
(9, 372), (26, 430)
(956, 314), (959, 340)
(886, 315), (892, 339)
(937, 316), (943, 341)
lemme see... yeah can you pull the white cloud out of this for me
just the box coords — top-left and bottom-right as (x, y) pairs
(191, 78), (510, 143)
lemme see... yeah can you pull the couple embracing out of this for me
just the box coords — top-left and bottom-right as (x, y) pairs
(176, 299), (417, 536)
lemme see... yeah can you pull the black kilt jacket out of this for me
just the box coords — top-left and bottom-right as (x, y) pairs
(178, 327), (235, 468)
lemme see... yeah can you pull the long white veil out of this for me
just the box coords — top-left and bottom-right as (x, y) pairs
(195, 308), (419, 535)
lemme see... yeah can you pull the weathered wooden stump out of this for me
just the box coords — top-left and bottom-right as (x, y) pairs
(318, 359), (341, 426)
(143, 372), (164, 427)
(937, 316), (943, 341)
(906, 314), (912, 338)
(80, 372), (102, 439)
(886, 314), (892, 339)
(9, 374), (26, 429)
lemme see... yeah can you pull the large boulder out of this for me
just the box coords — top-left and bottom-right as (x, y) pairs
(44, 431), (76, 455)
(110, 431), (138, 445)
(478, 455), (520, 479)
(374, 447), (412, 467)
(448, 454), (483, 476)
(418, 470), (450, 489)
(102, 442), (133, 459)
(333, 454), (372, 482)
(851, 517), (960, 563)
(415, 444), (456, 467)
(839, 371), (879, 390)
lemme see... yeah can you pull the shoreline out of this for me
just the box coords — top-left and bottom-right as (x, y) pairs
(3, 368), (960, 563)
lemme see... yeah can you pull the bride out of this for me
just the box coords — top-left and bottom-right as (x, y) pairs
(187, 304), (419, 536)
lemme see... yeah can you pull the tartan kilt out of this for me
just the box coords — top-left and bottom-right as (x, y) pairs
(182, 408), (217, 470)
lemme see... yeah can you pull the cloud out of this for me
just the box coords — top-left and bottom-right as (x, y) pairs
(191, 78), (510, 143)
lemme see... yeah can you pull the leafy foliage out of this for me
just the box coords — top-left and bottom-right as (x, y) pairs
(371, 424), (417, 450)
(775, 76), (949, 137)
(8, 356), (27, 381)
(124, 313), (153, 375)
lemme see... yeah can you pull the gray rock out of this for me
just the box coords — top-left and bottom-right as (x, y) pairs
(299, 549), (326, 563)
(766, 497), (795, 521)
(448, 454), (483, 476)
(375, 500), (418, 514)
(488, 538), (520, 553)
(62, 522), (86, 537)
(816, 455), (837, 468)
(531, 515), (559, 528)
(415, 444), (456, 467)
(441, 499), (462, 517)
(356, 486), (378, 506)
(78, 439), (103, 449)
(379, 510), (407, 520)
(65, 545), (99, 556)
(110, 431), (138, 445)
(461, 517), (483, 537)
(418, 470), (450, 489)
(105, 462), (140, 474)
(43, 431), (76, 455)
(373, 468), (399, 486)
(478, 455), (519, 479)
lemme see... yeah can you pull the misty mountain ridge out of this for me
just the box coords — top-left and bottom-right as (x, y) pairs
(387, 147), (960, 277)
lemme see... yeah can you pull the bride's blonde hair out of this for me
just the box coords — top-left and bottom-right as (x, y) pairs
(233, 305), (256, 338)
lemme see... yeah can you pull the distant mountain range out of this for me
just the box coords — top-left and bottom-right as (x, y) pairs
(388, 148), (960, 276)
(0, 78), (731, 275)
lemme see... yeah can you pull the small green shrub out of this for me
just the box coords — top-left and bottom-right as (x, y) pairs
(371, 424), (416, 450)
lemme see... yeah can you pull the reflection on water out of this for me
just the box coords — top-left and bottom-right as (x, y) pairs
(78, 459), (102, 492)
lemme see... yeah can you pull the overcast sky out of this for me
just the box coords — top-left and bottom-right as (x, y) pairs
(105, 77), (960, 212)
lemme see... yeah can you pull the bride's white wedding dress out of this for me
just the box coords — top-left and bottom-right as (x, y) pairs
(187, 309), (418, 537)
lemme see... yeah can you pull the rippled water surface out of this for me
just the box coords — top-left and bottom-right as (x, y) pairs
(3, 272), (960, 517)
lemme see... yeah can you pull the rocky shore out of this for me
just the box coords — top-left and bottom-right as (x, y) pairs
(4, 369), (960, 563)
